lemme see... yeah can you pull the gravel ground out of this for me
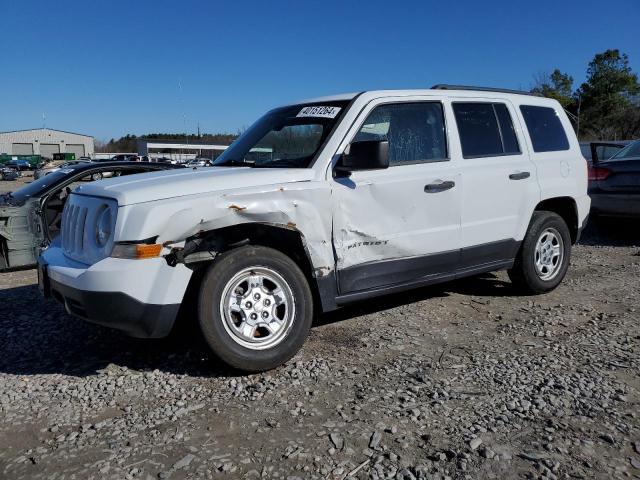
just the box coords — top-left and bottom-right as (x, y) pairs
(1, 175), (640, 479)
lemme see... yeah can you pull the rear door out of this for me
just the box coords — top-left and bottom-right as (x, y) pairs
(450, 99), (538, 268)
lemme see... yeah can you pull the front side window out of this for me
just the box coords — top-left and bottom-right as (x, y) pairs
(214, 101), (349, 168)
(519, 105), (570, 152)
(353, 102), (447, 165)
(453, 102), (521, 158)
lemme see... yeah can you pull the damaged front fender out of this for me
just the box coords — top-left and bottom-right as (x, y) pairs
(114, 181), (336, 276)
(0, 199), (44, 270)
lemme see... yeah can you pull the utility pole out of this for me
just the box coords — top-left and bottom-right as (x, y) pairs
(576, 94), (581, 139)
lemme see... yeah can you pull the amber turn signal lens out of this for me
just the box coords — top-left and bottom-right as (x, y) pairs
(111, 243), (162, 259)
(134, 244), (162, 259)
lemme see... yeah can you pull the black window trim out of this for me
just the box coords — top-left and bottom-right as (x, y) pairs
(519, 104), (571, 153)
(346, 99), (451, 168)
(307, 95), (363, 168)
(452, 101), (523, 160)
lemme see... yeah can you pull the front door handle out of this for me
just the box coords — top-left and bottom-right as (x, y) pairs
(424, 180), (455, 193)
(509, 171), (530, 180)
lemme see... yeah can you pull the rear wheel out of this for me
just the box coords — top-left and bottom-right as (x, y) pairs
(198, 245), (313, 372)
(508, 211), (571, 293)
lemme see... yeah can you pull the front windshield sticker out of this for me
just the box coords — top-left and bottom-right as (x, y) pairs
(296, 106), (341, 119)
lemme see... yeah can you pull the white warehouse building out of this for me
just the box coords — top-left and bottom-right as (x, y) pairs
(0, 128), (94, 159)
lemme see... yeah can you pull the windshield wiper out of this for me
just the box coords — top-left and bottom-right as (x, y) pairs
(250, 158), (303, 168)
(219, 158), (256, 167)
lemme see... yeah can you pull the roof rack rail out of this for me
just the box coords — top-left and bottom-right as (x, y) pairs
(431, 84), (542, 97)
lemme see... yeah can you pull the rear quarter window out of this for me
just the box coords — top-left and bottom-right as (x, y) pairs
(520, 105), (570, 152)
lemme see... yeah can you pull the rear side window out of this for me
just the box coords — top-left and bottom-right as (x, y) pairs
(519, 105), (569, 152)
(452, 103), (521, 158)
(353, 102), (447, 165)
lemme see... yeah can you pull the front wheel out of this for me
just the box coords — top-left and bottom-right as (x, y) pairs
(198, 245), (313, 372)
(508, 211), (572, 294)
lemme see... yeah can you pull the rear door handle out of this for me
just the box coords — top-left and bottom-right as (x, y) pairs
(424, 180), (455, 193)
(509, 171), (530, 180)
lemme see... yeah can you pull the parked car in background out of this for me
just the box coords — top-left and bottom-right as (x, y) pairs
(186, 158), (213, 167)
(34, 159), (93, 179)
(0, 161), (185, 270)
(580, 140), (630, 165)
(588, 139), (640, 218)
(95, 154), (139, 162)
(154, 156), (178, 164)
(38, 86), (589, 372)
(1, 167), (21, 181)
(5, 159), (33, 171)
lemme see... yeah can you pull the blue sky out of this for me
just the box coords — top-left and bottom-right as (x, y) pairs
(1, 0), (639, 140)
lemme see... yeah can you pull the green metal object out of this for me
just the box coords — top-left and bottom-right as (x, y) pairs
(52, 152), (76, 161)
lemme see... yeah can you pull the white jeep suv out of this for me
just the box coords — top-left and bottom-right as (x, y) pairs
(39, 86), (589, 372)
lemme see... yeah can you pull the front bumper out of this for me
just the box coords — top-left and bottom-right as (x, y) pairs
(39, 246), (193, 338)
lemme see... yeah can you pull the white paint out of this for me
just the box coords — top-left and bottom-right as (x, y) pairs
(43, 88), (589, 311)
(42, 243), (192, 305)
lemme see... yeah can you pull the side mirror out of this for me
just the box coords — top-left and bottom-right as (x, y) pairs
(336, 140), (389, 174)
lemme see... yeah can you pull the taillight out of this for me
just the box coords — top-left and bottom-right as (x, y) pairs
(588, 166), (611, 181)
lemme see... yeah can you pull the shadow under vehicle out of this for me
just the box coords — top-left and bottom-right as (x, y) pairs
(0, 161), (184, 270)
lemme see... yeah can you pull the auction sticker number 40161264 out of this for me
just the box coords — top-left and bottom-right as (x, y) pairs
(296, 106), (341, 118)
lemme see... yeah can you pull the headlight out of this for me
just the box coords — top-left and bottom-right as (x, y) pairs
(95, 207), (112, 248)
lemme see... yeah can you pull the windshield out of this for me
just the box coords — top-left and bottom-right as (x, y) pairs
(213, 101), (350, 168)
(7, 169), (76, 203)
(610, 140), (640, 160)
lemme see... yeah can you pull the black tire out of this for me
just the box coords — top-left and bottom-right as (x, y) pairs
(508, 211), (572, 294)
(198, 245), (313, 372)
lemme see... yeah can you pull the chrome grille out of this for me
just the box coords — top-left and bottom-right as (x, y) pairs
(59, 194), (118, 265)
(61, 203), (88, 256)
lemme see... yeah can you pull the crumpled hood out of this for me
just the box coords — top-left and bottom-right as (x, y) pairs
(72, 167), (316, 206)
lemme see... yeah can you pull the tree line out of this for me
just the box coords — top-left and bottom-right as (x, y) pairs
(531, 49), (640, 140)
(96, 133), (238, 153)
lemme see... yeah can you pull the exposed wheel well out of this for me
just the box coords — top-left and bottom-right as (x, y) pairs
(534, 197), (579, 243)
(183, 223), (323, 309)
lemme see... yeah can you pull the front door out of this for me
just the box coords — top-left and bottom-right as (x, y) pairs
(332, 98), (462, 294)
